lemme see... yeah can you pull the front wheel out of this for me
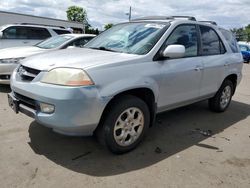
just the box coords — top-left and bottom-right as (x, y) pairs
(208, 80), (234, 112)
(97, 95), (150, 154)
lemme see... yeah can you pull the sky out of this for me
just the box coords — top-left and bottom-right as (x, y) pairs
(0, 0), (250, 30)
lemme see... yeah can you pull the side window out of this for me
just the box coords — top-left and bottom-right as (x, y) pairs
(27, 27), (51, 40)
(164, 25), (198, 57)
(53, 29), (71, 35)
(200, 25), (225, 55)
(219, 29), (239, 53)
(2, 27), (28, 39)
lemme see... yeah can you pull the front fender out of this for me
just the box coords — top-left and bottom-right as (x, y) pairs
(98, 76), (160, 102)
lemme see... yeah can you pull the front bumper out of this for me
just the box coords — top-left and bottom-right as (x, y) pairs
(10, 70), (110, 136)
(0, 63), (17, 84)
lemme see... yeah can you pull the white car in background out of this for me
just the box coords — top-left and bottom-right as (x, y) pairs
(0, 34), (95, 84)
(0, 24), (74, 49)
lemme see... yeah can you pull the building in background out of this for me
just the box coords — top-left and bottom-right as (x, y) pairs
(0, 11), (83, 33)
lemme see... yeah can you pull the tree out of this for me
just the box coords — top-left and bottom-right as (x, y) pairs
(104, 23), (114, 30)
(67, 6), (87, 23)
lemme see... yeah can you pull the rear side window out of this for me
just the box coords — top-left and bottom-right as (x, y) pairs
(2, 26), (51, 40)
(2, 26), (28, 39)
(219, 29), (240, 53)
(164, 24), (198, 57)
(199, 25), (226, 55)
(53, 29), (71, 35)
(27, 27), (51, 39)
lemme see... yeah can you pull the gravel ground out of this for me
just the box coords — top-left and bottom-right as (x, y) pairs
(0, 65), (250, 188)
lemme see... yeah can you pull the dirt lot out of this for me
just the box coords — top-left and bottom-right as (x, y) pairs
(0, 65), (250, 188)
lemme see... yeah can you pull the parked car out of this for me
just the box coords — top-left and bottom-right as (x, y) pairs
(238, 42), (250, 63)
(0, 23), (72, 49)
(0, 34), (95, 84)
(8, 16), (243, 154)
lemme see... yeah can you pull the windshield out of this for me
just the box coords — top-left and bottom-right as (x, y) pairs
(0, 25), (5, 31)
(85, 22), (169, 55)
(36, 35), (73, 49)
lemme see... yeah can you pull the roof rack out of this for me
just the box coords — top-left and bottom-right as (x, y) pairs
(199, 21), (217, 25)
(16, 23), (66, 29)
(132, 16), (196, 21)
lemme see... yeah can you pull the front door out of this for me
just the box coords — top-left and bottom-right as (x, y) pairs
(157, 24), (203, 111)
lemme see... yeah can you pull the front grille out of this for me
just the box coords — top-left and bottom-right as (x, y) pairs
(18, 65), (41, 81)
(14, 92), (38, 110)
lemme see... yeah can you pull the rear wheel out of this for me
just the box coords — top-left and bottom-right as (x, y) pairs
(208, 80), (234, 112)
(96, 95), (150, 154)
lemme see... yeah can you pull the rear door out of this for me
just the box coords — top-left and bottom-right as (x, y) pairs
(198, 25), (227, 97)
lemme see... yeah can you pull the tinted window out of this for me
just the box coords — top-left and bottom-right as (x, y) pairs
(27, 27), (51, 39)
(219, 28), (240, 53)
(68, 37), (94, 48)
(164, 25), (198, 57)
(2, 26), (51, 40)
(2, 26), (28, 39)
(53, 29), (71, 35)
(200, 25), (225, 55)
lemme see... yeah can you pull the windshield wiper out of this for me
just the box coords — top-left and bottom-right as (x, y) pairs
(88, 46), (118, 52)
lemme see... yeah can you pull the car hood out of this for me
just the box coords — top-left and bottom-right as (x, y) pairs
(21, 48), (140, 71)
(0, 46), (50, 59)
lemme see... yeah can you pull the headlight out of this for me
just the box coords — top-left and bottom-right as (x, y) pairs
(0, 57), (25, 64)
(41, 68), (94, 86)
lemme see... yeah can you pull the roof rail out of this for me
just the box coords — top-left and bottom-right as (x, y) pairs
(16, 23), (66, 29)
(132, 16), (196, 21)
(199, 21), (217, 25)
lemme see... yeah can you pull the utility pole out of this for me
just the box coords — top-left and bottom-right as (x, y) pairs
(83, 12), (87, 34)
(126, 6), (132, 21)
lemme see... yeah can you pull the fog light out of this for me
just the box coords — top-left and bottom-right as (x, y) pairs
(40, 103), (55, 114)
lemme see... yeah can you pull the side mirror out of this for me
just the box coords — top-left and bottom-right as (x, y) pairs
(162, 45), (185, 59)
(0, 31), (3, 39)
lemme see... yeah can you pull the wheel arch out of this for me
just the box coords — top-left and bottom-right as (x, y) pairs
(224, 74), (237, 95)
(96, 87), (157, 133)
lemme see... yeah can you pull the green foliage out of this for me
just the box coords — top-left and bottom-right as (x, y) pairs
(104, 23), (114, 30)
(67, 6), (87, 23)
(86, 26), (99, 35)
(231, 24), (250, 41)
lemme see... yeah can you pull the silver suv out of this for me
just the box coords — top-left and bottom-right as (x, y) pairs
(0, 23), (72, 49)
(8, 16), (243, 153)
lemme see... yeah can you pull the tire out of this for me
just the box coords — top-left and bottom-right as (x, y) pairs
(208, 79), (234, 112)
(96, 95), (150, 154)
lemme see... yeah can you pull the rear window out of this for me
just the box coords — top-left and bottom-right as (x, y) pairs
(53, 29), (71, 35)
(239, 45), (249, 51)
(219, 28), (240, 53)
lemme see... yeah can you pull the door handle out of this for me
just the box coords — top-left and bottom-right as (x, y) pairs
(224, 63), (229, 67)
(23, 41), (29, 44)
